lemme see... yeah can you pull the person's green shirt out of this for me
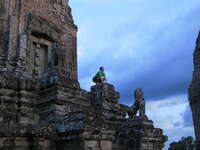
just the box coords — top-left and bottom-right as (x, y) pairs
(95, 71), (105, 78)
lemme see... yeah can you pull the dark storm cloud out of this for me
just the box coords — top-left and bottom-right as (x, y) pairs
(85, 9), (199, 104)
(71, 0), (200, 104)
(116, 9), (200, 103)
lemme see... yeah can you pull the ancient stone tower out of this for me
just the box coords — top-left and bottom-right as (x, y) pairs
(189, 32), (200, 150)
(0, 0), (167, 149)
(0, 0), (77, 79)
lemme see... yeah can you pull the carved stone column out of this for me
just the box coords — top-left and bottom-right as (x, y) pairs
(6, 0), (22, 69)
(7, 15), (19, 68)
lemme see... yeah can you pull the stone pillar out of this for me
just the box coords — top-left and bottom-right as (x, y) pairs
(89, 83), (125, 128)
(89, 83), (126, 150)
(7, 15), (19, 67)
(189, 32), (200, 150)
(6, 0), (21, 69)
(17, 34), (28, 72)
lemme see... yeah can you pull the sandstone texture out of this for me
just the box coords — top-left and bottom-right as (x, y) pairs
(189, 32), (200, 150)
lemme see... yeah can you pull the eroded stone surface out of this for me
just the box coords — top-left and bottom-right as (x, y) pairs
(189, 31), (200, 150)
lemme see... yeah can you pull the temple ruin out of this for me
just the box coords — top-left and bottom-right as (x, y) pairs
(189, 32), (200, 150)
(0, 0), (167, 149)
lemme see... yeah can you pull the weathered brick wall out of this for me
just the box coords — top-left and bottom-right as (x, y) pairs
(0, 0), (78, 80)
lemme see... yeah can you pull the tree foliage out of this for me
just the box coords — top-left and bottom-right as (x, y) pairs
(168, 136), (195, 150)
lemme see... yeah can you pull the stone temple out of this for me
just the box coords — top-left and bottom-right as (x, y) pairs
(189, 32), (200, 150)
(0, 0), (167, 149)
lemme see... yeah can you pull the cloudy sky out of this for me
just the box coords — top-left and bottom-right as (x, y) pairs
(69, 0), (200, 149)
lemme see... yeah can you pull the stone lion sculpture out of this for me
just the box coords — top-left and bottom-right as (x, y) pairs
(128, 88), (147, 119)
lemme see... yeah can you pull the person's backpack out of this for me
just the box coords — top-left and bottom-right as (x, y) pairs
(92, 76), (97, 83)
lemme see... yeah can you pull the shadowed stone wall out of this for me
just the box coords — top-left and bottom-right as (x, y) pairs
(189, 32), (200, 150)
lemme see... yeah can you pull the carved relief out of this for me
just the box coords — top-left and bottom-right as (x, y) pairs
(63, 33), (77, 80)
(51, 41), (61, 67)
(29, 35), (52, 78)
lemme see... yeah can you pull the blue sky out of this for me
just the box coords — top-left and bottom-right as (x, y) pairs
(69, 0), (200, 149)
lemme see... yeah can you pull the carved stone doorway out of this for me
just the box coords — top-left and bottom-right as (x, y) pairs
(29, 35), (52, 78)
(34, 42), (49, 77)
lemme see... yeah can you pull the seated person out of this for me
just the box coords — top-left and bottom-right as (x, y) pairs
(93, 66), (107, 84)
